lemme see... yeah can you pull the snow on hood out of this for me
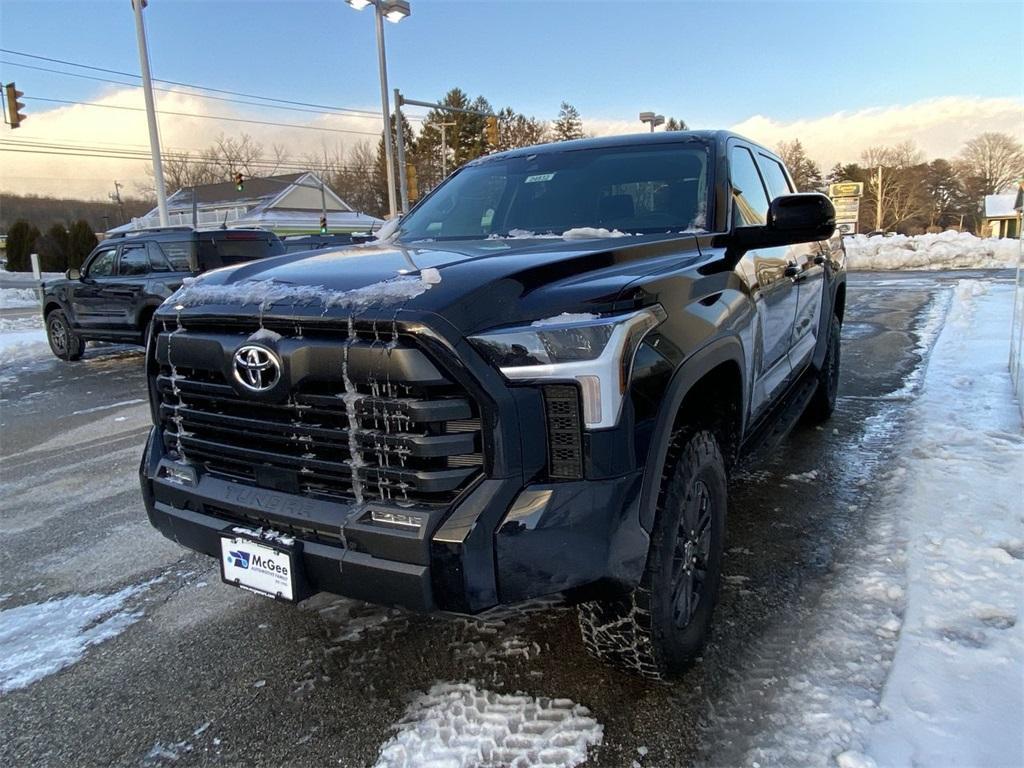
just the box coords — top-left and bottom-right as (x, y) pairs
(166, 272), (438, 312)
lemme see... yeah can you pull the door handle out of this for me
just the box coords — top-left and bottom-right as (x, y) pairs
(784, 263), (800, 278)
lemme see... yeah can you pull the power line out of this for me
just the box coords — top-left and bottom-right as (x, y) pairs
(0, 59), (423, 123)
(0, 48), (397, 120)
(21, 96), (385, 137)
(0, 139), (372, 173)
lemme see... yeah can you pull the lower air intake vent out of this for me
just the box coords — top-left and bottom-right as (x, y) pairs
(543, 384), (584, 480)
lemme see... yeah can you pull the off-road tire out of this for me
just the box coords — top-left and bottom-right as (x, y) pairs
(578, 429), (727, 680)
(804, 313), (841, 423)
(46, 309), (84, 361)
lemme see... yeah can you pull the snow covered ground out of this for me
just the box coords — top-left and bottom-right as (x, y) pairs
(845, 231), (1020, 271)
(851, 279), (1024, 768)
(0, 315), (48, 366)
(0, 287), (41, 310)
(0, 581), (153, 693)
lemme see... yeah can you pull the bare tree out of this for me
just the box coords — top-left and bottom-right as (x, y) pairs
(957, 132), (1024, 195)
(861, 142), (929, 230)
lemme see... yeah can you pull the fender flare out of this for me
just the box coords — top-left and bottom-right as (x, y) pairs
(637, 334), (747, 532)
(811, 273), (846, 370)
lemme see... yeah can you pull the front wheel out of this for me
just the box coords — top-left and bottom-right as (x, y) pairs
(46, 309), (84, 361)
(578, 429), (727, 680)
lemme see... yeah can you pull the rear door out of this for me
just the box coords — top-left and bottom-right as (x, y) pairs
(729, 143), (799, 419)
(757, 152), (825, 372)
(102, 242), (152, 329)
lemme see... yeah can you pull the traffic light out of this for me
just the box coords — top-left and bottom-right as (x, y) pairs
(319, 215), (328, 234)
(406, 163), (419, 202)
(485, 115), (498, 147)
(4, 82), (26, 129)
(234, 172), (244, 192)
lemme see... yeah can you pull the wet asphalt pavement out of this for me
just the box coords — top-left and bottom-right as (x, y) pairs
(0, 271), (1009, 767)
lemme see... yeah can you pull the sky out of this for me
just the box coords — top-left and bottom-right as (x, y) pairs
(0, 0), (1021, 199)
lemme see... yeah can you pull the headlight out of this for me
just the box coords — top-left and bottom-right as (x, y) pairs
(469, 306), (665, 429)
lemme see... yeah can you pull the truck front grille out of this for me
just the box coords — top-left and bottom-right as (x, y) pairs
(154, 320), (483, 507)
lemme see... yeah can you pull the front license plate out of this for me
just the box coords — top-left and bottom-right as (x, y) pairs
(220, 534), (296, 601)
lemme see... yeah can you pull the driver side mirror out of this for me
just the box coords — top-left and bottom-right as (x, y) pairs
(734, 193), (836, 249)
(66, 268), (81, 280)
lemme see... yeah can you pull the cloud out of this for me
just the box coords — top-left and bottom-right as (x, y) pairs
(3, 90), (1020, 200)
(585, 96), (1023, 169)
(0, 86), (387, 200)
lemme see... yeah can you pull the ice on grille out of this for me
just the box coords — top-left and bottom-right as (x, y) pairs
(373, 682), (603, 768)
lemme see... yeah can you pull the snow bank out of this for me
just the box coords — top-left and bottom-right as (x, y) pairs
(861, 279), (1024, 767)
(0, 582), (151, 692)
(0, 328), (50, 366)
(0, 287), (41, 309)
(373, 683), (602, 768)
(845, 230), (1020, 271)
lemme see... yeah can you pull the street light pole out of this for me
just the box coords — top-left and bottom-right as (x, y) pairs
(131, 0), (169, 226)
(373, 6), (398, 218)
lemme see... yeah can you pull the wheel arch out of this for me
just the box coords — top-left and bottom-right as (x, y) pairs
(638, 335), (746, 532)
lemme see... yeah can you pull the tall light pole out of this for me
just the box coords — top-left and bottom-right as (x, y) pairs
(131, 0), (169, 226)
(639, 111), (665, 133)
(347, 0), (410, 219)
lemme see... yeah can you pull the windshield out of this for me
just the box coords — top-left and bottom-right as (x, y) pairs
(397, 142), (711, 243)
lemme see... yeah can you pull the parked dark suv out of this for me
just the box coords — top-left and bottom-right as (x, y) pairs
(42, 228), (284, 360)
(140, 131), (845, 680)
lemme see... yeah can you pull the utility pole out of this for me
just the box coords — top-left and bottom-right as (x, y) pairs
(438, 121), (456, 178)
(131, 0), (169, 226)
(875, 165), (883, 231)
(374, 7), (398, 218)
(109, 180), (126, 224)
(394, 88), (409, 214)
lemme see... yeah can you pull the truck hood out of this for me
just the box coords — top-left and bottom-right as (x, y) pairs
(160, 234), (705, 336)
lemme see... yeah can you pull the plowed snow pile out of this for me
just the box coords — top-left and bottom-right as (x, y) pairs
(845, 230), (1020, 271)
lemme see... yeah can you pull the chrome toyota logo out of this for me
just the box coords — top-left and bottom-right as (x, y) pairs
(232, 345), (281, 392)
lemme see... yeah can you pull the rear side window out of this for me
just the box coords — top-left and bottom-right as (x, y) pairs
(197, 235), (284, 269)
(758, 155), (793, 199)
(147, 242), (171, 271)
(730, 147), (770, 227)
(158, 240), (196, 271)
(118, 244), (150, 276)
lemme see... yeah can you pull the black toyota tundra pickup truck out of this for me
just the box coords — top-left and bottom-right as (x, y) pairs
(140, 131), (845, 680)
(42, 227), (283, 360)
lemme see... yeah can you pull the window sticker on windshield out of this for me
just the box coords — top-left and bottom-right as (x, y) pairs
(525, 173), (555, 184)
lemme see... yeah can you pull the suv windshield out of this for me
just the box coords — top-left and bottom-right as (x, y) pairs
(397, 142), (711, 242)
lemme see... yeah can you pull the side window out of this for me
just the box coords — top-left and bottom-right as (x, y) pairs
(730, 146), (770, 227)
(159, 240), (195, 271)
(147, 242), (171, 271)
(118, 245), (150, 276)
(758, 155), (794, 199)
(85, 248), (117, 278)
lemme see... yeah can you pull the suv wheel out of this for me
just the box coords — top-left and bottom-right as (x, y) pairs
(578, 429), (726, 680)
(804, 313), (841, 423)
(46, 309), (84, 361)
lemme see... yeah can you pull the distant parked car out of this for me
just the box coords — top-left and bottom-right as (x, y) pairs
(41, 227), (284, 360)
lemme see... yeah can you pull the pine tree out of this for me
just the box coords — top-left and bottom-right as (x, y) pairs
(68, 219), (98, 270)
(552, 102), (584, 142)
(775, 139), (824, 192)
(5, 220), (40, 272)
(36, 223), (71, 272)
(665, 117), (688, 131)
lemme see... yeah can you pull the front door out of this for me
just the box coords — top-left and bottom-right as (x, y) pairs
(756, 152), (825, 372)
(71, 244), (119, 328)
(730, 144), (799, 420)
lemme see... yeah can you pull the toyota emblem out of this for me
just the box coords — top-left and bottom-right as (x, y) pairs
(232, 344), (281, 392)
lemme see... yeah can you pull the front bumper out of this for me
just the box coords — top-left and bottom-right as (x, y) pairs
(140, 425), (647, 613)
